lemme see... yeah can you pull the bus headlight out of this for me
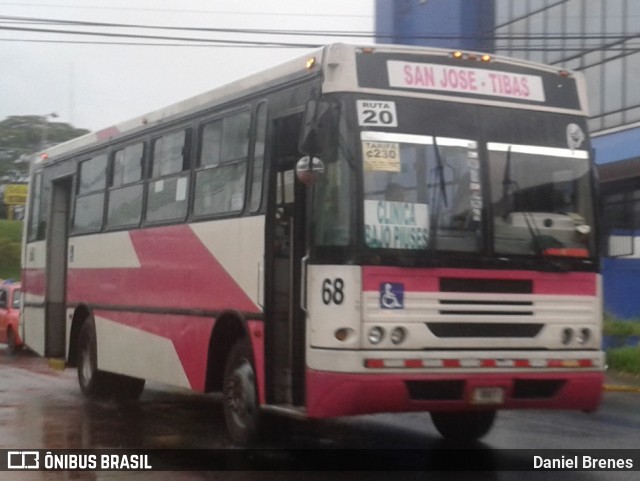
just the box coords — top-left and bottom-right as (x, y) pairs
(561, 328), (574, 345)
(390, 327), (407, 345)
(368, 326), (385, 345)
(577, 328), (591, 345)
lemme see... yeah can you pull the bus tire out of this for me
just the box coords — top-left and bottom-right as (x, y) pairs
(77, 321), (112, 398)
(223, 339), (260, 446)
(111, 375), (145, 401)
(430, 410), (496, 441)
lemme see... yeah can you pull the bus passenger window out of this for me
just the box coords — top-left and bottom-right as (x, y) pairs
(73, 154), (107, 233)
(112, 143), (143, 187)
(107, 142), (144, 228)
(194, 111), (251, 216)
(249, 103), (268, 213)
(152, 130), (190, 177)
(27, 172), (43, 241)
(146, 129), (191, 223)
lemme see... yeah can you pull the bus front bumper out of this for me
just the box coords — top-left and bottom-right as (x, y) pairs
(305, 368), (604, 418)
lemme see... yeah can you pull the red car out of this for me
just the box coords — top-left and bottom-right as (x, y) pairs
(0, 282), (23, 354)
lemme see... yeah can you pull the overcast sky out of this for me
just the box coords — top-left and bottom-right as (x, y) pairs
(0, 0), (374, 131)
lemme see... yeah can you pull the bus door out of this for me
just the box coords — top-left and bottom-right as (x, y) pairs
(45, 176), (72, 358)
(266, 113), (307, 407)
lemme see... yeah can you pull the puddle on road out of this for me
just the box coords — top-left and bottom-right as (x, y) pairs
(0, 350), (230, 451)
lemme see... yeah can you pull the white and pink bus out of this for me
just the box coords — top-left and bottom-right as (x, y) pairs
(21, 44), (604, 444)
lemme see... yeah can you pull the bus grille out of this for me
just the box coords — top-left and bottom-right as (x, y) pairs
(426, 322), (543, 338)
(438, 299), (533, 316)
(440, 277), (533, 294)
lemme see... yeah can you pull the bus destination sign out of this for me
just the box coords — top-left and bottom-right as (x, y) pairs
(387, 60), (546, 102)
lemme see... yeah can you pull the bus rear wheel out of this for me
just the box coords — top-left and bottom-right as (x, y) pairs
(223, 339), (260, 445)
(430, 410), (496, 441)
(77, 321), (145, 401)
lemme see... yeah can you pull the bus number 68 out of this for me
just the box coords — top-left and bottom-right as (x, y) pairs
(322, 278), (345, 305)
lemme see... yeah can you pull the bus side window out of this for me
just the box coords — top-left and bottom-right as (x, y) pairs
(146, 129), (191, 223)
(249, 102), (268, 213)
(107, 142), (145, 228)
(72, 154), (108, 233)
(27, 172), (43, 241)
(194, 110), (251, 217)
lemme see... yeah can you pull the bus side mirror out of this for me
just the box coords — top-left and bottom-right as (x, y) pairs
(296, 156), (325, 186)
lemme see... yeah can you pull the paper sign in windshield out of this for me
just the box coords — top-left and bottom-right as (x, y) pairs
(387, 60), (545, 102)
(363, 141), (400, 172)
(364, 200), (429, 249)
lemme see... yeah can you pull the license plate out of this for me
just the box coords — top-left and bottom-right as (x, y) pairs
(471, 387), (505, 405)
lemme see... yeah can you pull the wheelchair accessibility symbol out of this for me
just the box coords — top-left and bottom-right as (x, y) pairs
(380, 282), (404, 309)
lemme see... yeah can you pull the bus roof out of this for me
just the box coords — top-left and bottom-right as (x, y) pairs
(37, 43), (586, 164)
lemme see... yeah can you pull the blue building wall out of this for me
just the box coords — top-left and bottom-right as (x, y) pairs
(593, 126), (640, 319)
(592, 125), (640, 165)
(375, 0), (495, 52)
(602, 258), (640, 319)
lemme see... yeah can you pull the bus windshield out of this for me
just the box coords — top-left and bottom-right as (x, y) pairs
(489, 142), (593, 257)
(357, 103), (596, 260)
(362, 132), (482, 253)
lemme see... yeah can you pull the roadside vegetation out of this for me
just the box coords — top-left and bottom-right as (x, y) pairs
(603, 317), (640, 337)
(0, 219), (22, 279)
(604, 317), (640, 376)
(607, 347), (640, 376)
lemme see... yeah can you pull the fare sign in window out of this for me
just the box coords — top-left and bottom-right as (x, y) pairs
(362, 141), (400, 172)
(387, 60), (546, 102)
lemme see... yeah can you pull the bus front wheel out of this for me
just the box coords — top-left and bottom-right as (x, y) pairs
(77, 321), (111, 398)
(430, 410), (496, 441)
(223, 339), (260, 445)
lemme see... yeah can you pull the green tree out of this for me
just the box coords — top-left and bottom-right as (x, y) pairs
(0, 115), (90, 179)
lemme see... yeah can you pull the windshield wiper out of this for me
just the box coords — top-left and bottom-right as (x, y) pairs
(429, 138), (448, 254)
(501, 145), (545, 257)
(433, 137), (448, 208)
(502, 145), (562, 270)
(501, 145), (512, 218)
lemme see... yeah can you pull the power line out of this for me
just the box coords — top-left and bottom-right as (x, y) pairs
(2, 35), (640, 52)
(1, 14), (638, 55)
(1, 14), (639, 41)
(0, 2), (373, 18)
(0, 24), (323, 48)
(1, 19), (638, 44)
(0, 14), (373, 37)
(0, 37), (301, 48)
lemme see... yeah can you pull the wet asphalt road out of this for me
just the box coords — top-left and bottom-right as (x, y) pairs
(0, 347), (639, 481)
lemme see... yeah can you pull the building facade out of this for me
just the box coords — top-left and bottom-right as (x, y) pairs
(376, 0), (640, 318)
